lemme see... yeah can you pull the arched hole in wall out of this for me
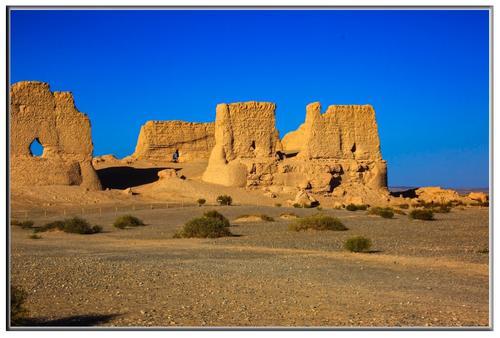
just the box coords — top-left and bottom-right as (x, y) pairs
(30, 138), (44, 157)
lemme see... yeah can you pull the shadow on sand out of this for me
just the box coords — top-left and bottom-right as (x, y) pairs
(97, 166), (179, 189)
(14, 313), (120, 327)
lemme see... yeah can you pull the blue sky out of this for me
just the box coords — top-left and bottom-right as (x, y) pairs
(10, 9), (490, 188)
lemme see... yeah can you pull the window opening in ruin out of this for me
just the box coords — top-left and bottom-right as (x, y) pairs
(351, 143), (356, 153)
(30, 138), (44, 157)
(250, 140), (256, 151)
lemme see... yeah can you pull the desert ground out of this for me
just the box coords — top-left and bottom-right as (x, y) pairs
(10, 186), (489, 327)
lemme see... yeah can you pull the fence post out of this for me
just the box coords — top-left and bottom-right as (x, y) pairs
(166, 202), (169, 209)
(63, 209), (66, 216)
(24, 211), (28, 220)
(99, 207), (102, 216)
(115, 206), (118, 215)
(44, 210), (47, 217)
(150, 204), (153, 210)
(82, 208), (84, 215)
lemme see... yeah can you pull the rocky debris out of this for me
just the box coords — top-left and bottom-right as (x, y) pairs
(157, 169), (179, 180)
(468, 192), (488, 203)
(10, 81), (101, 190)
(289, 190), (319, 207)
(122, 188), (137, 195)
(93, 154), (121, 166)
(131, 120), (215, 162)
(415, 187), (461, 204)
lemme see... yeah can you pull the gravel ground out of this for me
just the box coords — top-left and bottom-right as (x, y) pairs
(10, 206), (490, 328)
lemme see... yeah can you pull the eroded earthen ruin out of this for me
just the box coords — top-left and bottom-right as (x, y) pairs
(202, 101), (388, 204)
(131, 120), (215, 162)
(10, 81), (101, 190)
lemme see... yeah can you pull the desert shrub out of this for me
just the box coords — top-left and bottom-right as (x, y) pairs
(197, 198), (206, 207)
(274, 203), (282, 207)
(433, 204), (451, 213)
(368, 207), (394, 219)
(12, 220), (34, 229)
(344, 236), (372, 253)
(289, 214), (348, 232)
(398, 204), (409, 209)
(216, 195), (233, 206)
(113, 215), (145, 229)
(346, 204), (367, 211)
(11, 285), (28, 325)
(409, 209), (434, 220)
(235, 214), (275, 222)
(203, 210), (230, 227)
(293, 203), (302, 208)
(316, 206), (323, 211)
(29, 233), (42, 240)
(36, 217), (101, 234)
(174, 216), (232, 238)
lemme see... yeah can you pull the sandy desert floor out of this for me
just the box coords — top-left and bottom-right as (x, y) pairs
(10, 204), (489, 328)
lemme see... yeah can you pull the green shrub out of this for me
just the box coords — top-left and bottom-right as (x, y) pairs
(398, 204), (409, 209)
(344, 236), (372, 253)
(293, 203), (302, 208)
(409, 209), (434, 220)
(174, 216), (232, 238)
(346, 204), (367, 211)
(216, 195), (233, 206)
(433, 204), (451, 213)
(12, 220), (34, 229)
(29, 233), (42, 240)
(113, 215), (145, 229)
(197, 198), (206, 207)
(368, 207), (394, 219)
(274, 203), (282, 207)
(36, 217), (101, 234)
(289, 214), (348, 232)
(203, 210), (230, 227)
(11, 285), (28, 325)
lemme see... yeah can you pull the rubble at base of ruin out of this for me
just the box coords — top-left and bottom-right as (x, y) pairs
(201, 101), (390, 205)
(10, 81), (101, 190)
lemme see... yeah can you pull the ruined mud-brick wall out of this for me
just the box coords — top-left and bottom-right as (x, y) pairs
(276, 102), (388, 198)
(202, 101), (282, 187)
(131, 121), (215, 162)
(10, 81), (101, 190)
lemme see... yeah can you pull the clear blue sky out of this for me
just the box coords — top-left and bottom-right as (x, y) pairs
(10, 9), (490, 188)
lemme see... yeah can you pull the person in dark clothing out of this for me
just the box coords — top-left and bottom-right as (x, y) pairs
(172, 149), (179, 163)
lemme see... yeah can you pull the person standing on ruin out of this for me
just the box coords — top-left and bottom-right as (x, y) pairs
(172, 149), (179, 163)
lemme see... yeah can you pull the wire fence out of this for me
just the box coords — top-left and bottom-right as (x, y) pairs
(10, 201), (208, 220)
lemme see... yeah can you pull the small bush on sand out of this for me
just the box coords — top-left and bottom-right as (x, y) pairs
(433, 204), (451, 213)
(197, 198), (206, 207)
(203, 210), (230, 227)
(398, 204), (409, 209)
(274, 203), (282, 207)
(316, 206), (323, 211)
(368, 207), (394, 219)
(409, 209), (434, 220)
(344, 236), (372, 253)
(293, 203), (302, 208)
(29, 233), (42, 240)
(289, 214), (348, 232)
(346, 204), (368, 211)
(216, 195), (232, 206)
(11, 285), (28, 325)
(12, 220), (34, 229)
(174, 216), (232, 238)
(113, 215), (145, 229)
(36, 217), (102, 234)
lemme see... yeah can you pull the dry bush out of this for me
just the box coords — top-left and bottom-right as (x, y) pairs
(344, 236), (372, 252)
(174, 216), (232, 238)
(113, 215), (145, 229)
(289, 214), (347, 231)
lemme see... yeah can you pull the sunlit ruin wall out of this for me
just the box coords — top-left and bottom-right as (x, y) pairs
(10, 81), (102, 190)
(131, 120), (215, 162)
(203, 100), (388, 202)
(202, 101), (282, 187)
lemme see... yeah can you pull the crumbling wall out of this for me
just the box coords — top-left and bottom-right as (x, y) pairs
(202, 101), (282, 187)
(131, 120), (215, 162)
(10, 81), (101, 190)
(275, 102), (388, 202)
